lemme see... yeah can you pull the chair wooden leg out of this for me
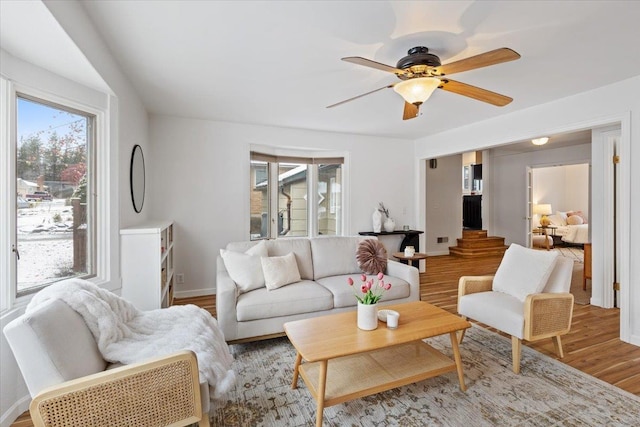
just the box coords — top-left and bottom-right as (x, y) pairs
(511, 336), (521, 374)
(552, 335), (564, 358)
(458, 316), (467, 343)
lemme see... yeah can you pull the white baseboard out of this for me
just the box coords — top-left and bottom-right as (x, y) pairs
(629, 333), (640, 347)
(1, 394), (30, 427)
(174, 288), (215, 299)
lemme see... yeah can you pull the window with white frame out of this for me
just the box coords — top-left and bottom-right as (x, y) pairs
(13, 93), (96, 296)
(250, 152), (343, 240)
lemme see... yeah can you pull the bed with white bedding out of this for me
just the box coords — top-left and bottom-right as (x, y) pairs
(557, 224), (590, 244)
(543, 211), (590, 245)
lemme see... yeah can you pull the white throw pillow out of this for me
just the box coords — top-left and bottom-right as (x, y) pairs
(492, 243), (559, 302)
(220, 240), (268, 293)
(261, 252), (301, 290)
(547, 214), (566, 226)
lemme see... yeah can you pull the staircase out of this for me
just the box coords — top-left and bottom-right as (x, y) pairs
(449, 230), (508, 258)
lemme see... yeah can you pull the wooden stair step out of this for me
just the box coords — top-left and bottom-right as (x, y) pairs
(462, 230), (488, 239)
(456, 236), (505, 249)
(449, 245), (509, 258)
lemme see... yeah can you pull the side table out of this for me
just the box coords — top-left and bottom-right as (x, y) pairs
(392, 252), (428, 267)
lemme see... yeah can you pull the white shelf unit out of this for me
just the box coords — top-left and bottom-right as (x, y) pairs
(120, 221), (175, 310)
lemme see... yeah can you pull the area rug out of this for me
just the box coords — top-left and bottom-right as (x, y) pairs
(211, 325), (640, 426)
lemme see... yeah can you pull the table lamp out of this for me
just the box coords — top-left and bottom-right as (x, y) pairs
(533, 204), (553, 227)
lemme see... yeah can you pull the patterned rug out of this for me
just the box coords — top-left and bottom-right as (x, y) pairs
(211, 325), (640, 426)
(553, 246), (584, 263)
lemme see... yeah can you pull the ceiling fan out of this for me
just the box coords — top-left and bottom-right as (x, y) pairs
(327, 46), (521, 120)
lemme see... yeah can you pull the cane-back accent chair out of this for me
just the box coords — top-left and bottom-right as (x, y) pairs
(29, 351), (207, 427)
(457, 244), (574, 374)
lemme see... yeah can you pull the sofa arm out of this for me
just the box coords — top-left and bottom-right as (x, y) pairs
(386, 260), (420, 301)
(30, 350), (208, 427)
(216, 256), (239, 342)
(524, 293), (574, 341)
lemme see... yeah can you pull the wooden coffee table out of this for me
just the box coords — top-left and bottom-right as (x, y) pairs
(284, 301), (471, 426)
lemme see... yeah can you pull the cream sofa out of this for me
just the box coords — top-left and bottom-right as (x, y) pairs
(216, 236), (420, 342)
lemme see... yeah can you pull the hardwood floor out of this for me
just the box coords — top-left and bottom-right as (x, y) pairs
(10, 253), (640, 426)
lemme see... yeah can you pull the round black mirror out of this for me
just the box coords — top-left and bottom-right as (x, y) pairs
(130, 144), (145, 213)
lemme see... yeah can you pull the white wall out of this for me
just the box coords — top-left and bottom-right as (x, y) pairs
(533, 164), (590, 221)
(488, 144), (591, 244)
(415, 75), (640, 347)
(425, 155), (463, 255)
(148, 115), (415, 296)
(1, 2), (150, 425)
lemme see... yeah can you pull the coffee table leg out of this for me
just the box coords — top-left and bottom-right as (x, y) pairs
(450, 331), (467, 391)
(292, 352), (302, 389)
(315, 360), (328, 427)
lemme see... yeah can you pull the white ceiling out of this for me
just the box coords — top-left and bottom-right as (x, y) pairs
(3, 1), (640, 141)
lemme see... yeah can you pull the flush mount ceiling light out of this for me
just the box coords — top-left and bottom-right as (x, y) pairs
(532, 137), (549, 146)
(393, 77), (441, 105)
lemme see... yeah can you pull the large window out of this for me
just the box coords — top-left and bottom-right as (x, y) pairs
(250, 152), (343, 240)
(15, 94), (96, 295)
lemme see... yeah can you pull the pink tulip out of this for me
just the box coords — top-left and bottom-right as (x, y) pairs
(347, 277), (354, 286)
(377, 272), (384, 280)
(365, 281), (372, 291)
(361, 285), (368, 294)
(360, 274), (367, 282)
(384, 283), (392, 290)
(378, 280), (385, 288)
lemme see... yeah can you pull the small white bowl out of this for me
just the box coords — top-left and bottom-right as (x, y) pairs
(378, 309), (399, 322)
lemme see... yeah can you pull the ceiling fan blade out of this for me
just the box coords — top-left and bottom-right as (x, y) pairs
(342, 56), (406, 75)
(435, 48), (520, 76)
(439, 79), (513, 106)
(326, 84), (394, 108)
(403, 102), (419, 120)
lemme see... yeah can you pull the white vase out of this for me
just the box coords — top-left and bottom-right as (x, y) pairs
(357, 302), (378, 330)
(372, 209), (382, 233)
(383, 217), (395, 232)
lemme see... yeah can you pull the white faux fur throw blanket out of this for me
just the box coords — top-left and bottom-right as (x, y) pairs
(26, 279), (235, 400)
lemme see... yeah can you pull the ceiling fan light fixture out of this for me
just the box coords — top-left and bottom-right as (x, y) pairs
(532, 137), (549, 146)
(393, 77), (440, 105)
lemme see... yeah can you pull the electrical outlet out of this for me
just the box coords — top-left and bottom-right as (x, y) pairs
(176, 273), (184, 284)
(437, 237), (449, 243)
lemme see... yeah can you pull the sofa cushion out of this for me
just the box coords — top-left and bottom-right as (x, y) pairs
(316, 274), (411, 308)
(236, 280), (333, 321)
(492, 243), (559, 302)
(356, 239), (388, 275)
(265, 238), (314, 280)
(220, 240), (268, 293)
(311, 236), (367, 280)
(261, 252), (301, 290)
(458, 291), (525, 338)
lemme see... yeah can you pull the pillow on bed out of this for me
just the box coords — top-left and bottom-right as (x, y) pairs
(567, 210), (588, 224)
(567, 215), (584, 225)
(547, 214), (566, 226)
(557, 211), (569, 223)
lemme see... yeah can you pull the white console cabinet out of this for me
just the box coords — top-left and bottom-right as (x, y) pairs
(120, 221), (174, 310)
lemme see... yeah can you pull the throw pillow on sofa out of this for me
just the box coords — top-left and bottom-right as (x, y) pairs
(261, 252), (301, 290)
(356, 239), (387, 275)
(220, 240), (268, 293)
